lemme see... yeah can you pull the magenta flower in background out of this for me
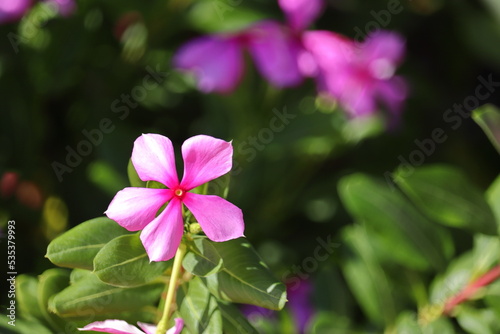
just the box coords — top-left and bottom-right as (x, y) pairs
(302, 29), (408, 118)
(278, 0), (324, 32)
(0, 0), (31, 24)
(286, 279), (315, 333)
(78, 318), (183, 334)
(173, 0), (324, 93)
(105, 134), (245, 262)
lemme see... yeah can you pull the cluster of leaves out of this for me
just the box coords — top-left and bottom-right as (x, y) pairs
(1, 169), (286, 334)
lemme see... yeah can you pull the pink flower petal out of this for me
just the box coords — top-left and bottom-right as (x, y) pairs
(45, 0), (76, 17)
(173, 36), (244, 93)
(132, 134), (179, 188)
(105, 188), (173, 231)
(0, 0), (31, 24)
(359, 30), (405, 65)
(78, 320), (145, 334)
(376, 76), (408, 115)
(278, 0), (324, 31)
(247, 21), (303, 87)
(140, 198), (184, 261)
(167, 318), (184, 334)
(183, 193), (244, 242)
(180, 135), (233, 190)
(136, 322), (156, 334)
(301, 30), (353, 74)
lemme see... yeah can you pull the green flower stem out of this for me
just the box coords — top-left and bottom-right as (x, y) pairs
(156, 243), (186, 334)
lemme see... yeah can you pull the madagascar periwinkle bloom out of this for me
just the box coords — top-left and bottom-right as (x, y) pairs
(105, 134), (245, 262)
(173, 0), (324, 93)
(301, 29), (407, 118)
(0, 0), (31, 24)
(78, 318), (183, 334)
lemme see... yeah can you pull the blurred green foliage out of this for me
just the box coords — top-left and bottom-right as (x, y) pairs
(1, 0), (500, 333)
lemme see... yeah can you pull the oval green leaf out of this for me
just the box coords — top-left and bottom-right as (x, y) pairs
(46, 217), (131, 270)
(394, 164), (497, 235)
(49, 273), (163, 317)
(94, 234), (172, 287)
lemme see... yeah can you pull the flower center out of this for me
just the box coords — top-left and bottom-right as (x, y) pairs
(174, 189), (184, 198)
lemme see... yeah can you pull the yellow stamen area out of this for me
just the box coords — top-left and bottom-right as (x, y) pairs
(174, 189), (183, 197)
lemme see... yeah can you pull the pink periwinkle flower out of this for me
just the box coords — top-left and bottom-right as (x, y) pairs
(78, 318), (183, 334)
(173, 0), (324, 93)
(105, 134), (245, 262)
(302, 30), (408, 118)
(0, 0), (31, 24)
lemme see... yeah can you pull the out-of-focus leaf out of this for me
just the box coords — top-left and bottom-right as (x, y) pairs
(177, 276), (222, 334)
(188, 0), (266, 33)
(309, 312), (351, 334)
(49, 273), (163, 317)
(456, 305), (500, 334)
(94, 234), (171, 287)
(394, 164), (497, 235)
(472, 104), (500, 154)
(341, 225), (396, 326)
(87, 160), (128, 196)
(338, 173), (453, 271)
(46, 217), (131, 270)
(127, 159), (146, 188)
(486, 173), (500, 228)
(484, 280), (500, 314)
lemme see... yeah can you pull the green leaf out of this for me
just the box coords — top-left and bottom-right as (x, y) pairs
(185, 238), (287, 310)
(394, 164), (497, 235)
(217, 301), (258, 334)
(94, 234), (172, 287)
(338, 173), (453, 271)
(394, 312), (456, 334)
(187, 0), (267, 34)
(46, 217), (131, 270)
(177, 276), (223, 334)
(0, 317), (53, 334)
(486, 173), (500, 228)
(49, 273), (163, 317)
(37, 269), (79, 333)
(127, 159), (146, 187)
(183, 238), (224, 277)
(456, 305), (500, 334)
(472, 104), (500, 154)
(16, 275), (45, 323)
(341, 225), (396, 326)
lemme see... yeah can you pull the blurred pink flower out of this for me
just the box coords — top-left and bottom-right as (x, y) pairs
(78, 318), (183, 334)
(105, 134), (245, 262)
(302, 30), (408, 118)
(45, 0), (76, 17)
(0, 0), (31, 24)
(173, 0), (324, 93)
(278, 0), (324, 32)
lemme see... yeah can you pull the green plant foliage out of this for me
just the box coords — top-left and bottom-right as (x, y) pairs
(94, 233), (172, 287)
(338, 172), (453, 271)
(394, 164), (498, 235)
(184, 237), (287, 310)
(46, 217), (132, 270)
(49, 272), (163, 317)
(127, 159), (147, 188)
(177, 276), (223, 333)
